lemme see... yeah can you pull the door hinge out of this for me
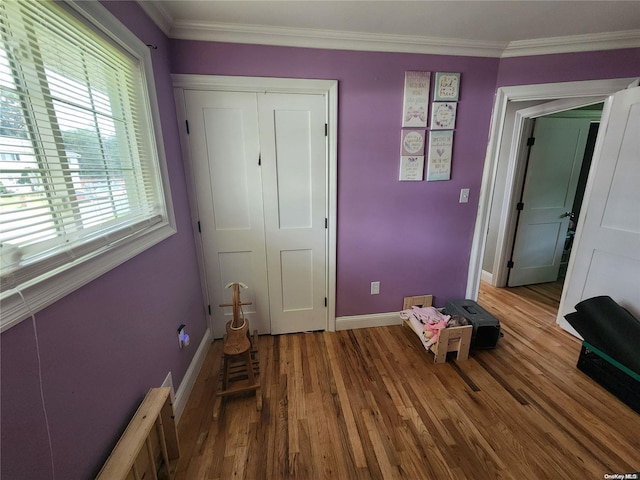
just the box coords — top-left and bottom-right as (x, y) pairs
(197, 220), (201, 233)
(325, 123), (328, 137)
(325, 217), (328, 229)
(185, 119), (190, 135)
(208, 305), (211, 315)
(516, 202), (524, 211)
(258, 153), (261, 166)
(507, 260), (514, 268)
(325, 297), (327, 307)
(527, 136), (535, 146)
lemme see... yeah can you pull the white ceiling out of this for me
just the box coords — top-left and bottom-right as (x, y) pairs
(138, 0), (640, 57)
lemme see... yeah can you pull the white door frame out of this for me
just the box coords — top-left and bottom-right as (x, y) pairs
(172, 75), (338, 332)
(467, 78), (639, 303)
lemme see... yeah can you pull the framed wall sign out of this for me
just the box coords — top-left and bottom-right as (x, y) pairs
(430, 102), (457, 130)
(427, 130), (454, 181)
(400, 129), (425, 156)
(402, 71), (431, 127)
(399, 130), (425, 181)
(434, 72), (461, 101)
(399, 155), (425, 181)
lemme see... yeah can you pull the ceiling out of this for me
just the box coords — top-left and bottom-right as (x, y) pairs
(138, 0), (640, 57)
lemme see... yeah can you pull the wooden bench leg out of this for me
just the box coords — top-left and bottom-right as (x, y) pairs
(456, 333), (472, 361)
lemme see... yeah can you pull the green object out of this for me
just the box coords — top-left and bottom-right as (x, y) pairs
(582, 341), (640, 382)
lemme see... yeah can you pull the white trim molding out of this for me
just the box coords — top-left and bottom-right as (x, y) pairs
(173, 327), (211, 422)
(169, 21), (505, 58)
(136, 2), (640, 59)
(137, 0), (173, 36)
(502, 29), (640, 58)
(336, 312), (401, 331)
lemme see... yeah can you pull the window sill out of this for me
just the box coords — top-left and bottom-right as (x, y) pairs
(0, 222), (176, 332)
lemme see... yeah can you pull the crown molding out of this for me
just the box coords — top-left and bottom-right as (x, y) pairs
(169, 20), (507, 58)
(137, 3), (640, 59)
(502, 29), (640, 58)
(137, 0), (173, 36)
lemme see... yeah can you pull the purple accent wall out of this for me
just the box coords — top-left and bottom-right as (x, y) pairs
(2, 1), (639, 478)
(0, 2), (207, 479)
(170, 41), (501, 315)
(497, 48), (640, 86)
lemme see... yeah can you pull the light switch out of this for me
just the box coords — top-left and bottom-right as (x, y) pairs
(459, 188), (470, 203)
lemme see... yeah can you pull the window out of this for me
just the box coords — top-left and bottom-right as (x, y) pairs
(0, 1), (174, 330)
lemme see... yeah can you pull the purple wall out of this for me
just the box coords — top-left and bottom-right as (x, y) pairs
(497, 48), (640, 86)
(2, 1), (640, 478)
(170, 41), (501, 315)
(0, 2), (207, 479)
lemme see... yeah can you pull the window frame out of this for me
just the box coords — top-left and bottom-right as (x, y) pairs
(0, 0), (175, 332)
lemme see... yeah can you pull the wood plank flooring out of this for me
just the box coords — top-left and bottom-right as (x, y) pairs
(175, 282), (639, 479)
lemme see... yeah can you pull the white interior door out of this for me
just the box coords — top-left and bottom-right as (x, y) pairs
(559, 86), (640, 333)
(184, 90), (270, 337)
(184, 90), (328, 337)
(258, 94), (327, 334)
(508, 116), (592, 286)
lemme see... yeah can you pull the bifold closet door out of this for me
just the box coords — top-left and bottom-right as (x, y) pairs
(258, 93), (327, 335)
(184, 90), (270, 336)
(184, 90), (328, 336)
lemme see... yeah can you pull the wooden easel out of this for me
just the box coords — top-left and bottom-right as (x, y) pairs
(213, 282), (262, 419)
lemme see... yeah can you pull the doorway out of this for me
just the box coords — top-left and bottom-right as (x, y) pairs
(173, 76), (338, 338)
(506, 106), (602, 288)
(466, 78), (639, 332)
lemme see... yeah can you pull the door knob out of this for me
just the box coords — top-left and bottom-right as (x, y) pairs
(560, 211), (574, 219)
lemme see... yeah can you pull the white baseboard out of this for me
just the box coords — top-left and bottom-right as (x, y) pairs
(481, 269), (493, 285)
(162, 372), (175, 398)
(173, 327), (211, 422)
(335, 312), (401, 331)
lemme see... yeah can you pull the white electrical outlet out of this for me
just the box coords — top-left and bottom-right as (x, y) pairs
(371, 281), (380, 295)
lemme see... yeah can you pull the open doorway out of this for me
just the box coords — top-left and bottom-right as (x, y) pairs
(466, 78), (639, 331)
(505, 105), (603, 291)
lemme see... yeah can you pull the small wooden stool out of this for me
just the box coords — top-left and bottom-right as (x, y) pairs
(213, 329), (262, 419)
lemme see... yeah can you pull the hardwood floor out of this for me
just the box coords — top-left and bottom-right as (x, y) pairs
(175, 282), (639, 479)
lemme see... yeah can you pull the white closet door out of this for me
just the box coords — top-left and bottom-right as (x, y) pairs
(184, 90), (270, 337)
(258, 93), (327, 334)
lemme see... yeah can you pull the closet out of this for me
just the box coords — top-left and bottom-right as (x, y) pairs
(179, 88), (328, 336)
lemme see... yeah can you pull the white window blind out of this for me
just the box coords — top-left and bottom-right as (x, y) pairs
(0, 1), (169, 293)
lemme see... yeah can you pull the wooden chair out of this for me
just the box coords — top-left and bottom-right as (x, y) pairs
(213, 283), (262, 419)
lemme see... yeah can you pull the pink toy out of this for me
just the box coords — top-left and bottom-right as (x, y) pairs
(423, 320), (447, 348)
